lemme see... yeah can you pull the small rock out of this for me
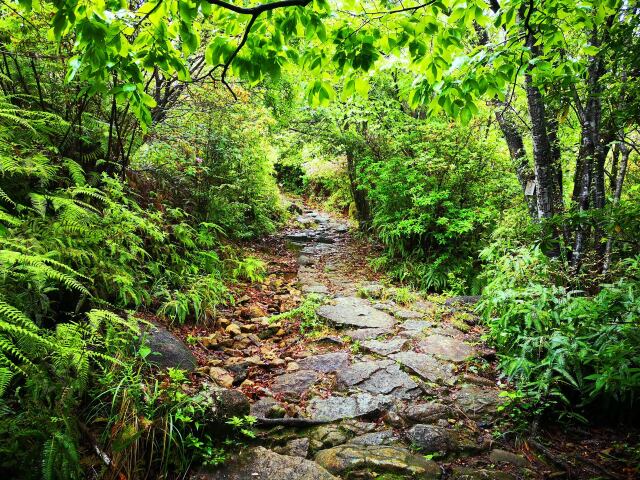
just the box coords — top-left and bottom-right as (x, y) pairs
(418, 334), (476, 362)
(240, 323), (257, 333)
(450, 467), (515, 480)
(218, 317), (230, 328)
(286, 362), (300, 372)
(208, 367), (234, 388)
(461, 373), (495, 387)
(317, 297), (396, 329)
(454, 384), (503, 420)
(396, 401), (451, 424)
(344, 327), (392, 341)
(225, 323), (242, 336)
(394, 308), (424, 320)
(308, 424), (353, 451)
(202, 385), (250, 423)
(199, 334), (218, 349)
(358, 283), (384, 299)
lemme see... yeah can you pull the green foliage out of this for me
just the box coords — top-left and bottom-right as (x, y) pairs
(132, 86), (284, 240)
(269, 293), (325, 334)
(480, 248), (640, 419)
(232, 256), (268, 283)
(361, 114), (520, 293)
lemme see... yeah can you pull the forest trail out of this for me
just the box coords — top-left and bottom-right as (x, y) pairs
(189, 205), (612, 480)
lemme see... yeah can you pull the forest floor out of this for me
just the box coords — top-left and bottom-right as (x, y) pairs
(184, 202), (639, 480)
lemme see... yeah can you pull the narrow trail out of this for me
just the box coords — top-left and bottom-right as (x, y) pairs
(189, 204), (626, 480)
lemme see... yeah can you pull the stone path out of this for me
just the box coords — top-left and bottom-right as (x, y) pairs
(194, 206), (532, 480)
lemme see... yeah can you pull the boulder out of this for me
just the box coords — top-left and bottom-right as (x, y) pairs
(201, 385), (250, 423)
(194, 447), (336, 480)
(314, 444), (439, 479)
(145, 323), (197, 371)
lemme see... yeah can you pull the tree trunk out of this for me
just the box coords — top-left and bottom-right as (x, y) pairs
(494, 105), (537, 218)
(602, 142), (630, 273)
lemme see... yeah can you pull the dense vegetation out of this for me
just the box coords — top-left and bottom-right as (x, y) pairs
(0, 0), (638, 478)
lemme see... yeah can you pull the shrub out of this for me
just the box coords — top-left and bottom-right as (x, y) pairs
(480, 247), (640, 420)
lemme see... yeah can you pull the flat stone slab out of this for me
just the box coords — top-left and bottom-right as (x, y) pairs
(314, 444), (439, 478)
(394, 401), (451, 424)
(418, 334), (476, 362)
(361, 337), (407, 356)
(308, 393), (393, 421)
(194, 446), (336, 480)
(389, 351), (456, 385)
(297, 352), (350, 373)
(270, 370), (320, 400)
(302, 284), (329, 295)
(398, 320), (432, 338)
(344, 327), (391, 341)
(317, 297), (396, 329)
(453, 384), (503, 419)
(337, 360), (420, 399)
(394, 308), (424, 320)
(349, 430), (399, 446)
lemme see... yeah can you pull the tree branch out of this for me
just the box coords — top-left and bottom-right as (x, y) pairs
(206, 0), (312, 16)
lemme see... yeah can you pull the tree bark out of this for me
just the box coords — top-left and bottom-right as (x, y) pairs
(494, 105), (537, 218)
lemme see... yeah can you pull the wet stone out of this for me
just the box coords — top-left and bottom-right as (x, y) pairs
(406, 424), (453, 452)
(317, 297), (396, 329)
(361, 337), (407, 356)
(348, 430), (399, 446)
(308, 393), (393, 422)
(302, 284), (329, 295)
(297, 352), (350, 373)
(314, 444), (440, 479)
(390, 351), (456, 385)
(418, 334), (476, 362)
(395, 401), (451, 424)
(450, 468), (515, 480)
(344, 327), (392, 341)
(250, 397), (286, 419)
(398, 320), (432, 338)
(194, 446), (336, 480)
(270, 370), (320, 401)
(308, 424), (353, 451)
(394, 308), (424, 320)
(454, 384), (503, 420)
(358, 283), (384, 299)
(337, 360), (421, 399)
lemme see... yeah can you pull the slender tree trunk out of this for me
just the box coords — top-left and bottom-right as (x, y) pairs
(494, 105), (537, 218)
(602, 142), (630, 273)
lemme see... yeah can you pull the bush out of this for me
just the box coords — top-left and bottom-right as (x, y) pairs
(132, 86), (284, 239)
(480, 247), (640, 420)
(361, 116), (520, 293)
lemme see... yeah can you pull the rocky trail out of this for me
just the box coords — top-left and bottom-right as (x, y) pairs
(153, 205), (636, 480)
